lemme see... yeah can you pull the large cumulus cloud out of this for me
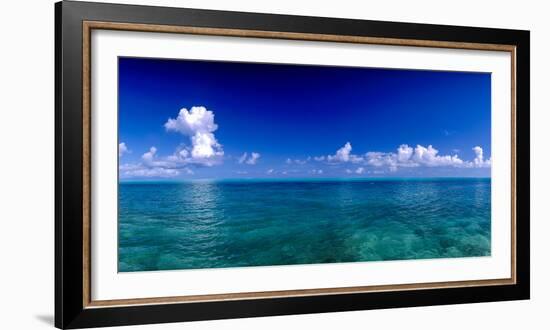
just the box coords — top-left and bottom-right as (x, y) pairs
(119, 106), (225, 179)
(164, 106), (224, 165)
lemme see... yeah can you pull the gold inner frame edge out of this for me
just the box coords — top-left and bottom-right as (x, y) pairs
(82, 20), (517, 308)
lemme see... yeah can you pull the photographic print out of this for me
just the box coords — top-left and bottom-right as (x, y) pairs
(117, 57), (492, 272)
(56, 4), (529, 327)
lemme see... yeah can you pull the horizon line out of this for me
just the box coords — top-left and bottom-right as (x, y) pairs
(119, 176), (491, 184)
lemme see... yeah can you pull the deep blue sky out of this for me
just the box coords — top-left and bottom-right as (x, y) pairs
(118, 57), (491, 179)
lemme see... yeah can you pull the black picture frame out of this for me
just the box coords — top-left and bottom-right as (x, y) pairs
(55, 1), (530, 328)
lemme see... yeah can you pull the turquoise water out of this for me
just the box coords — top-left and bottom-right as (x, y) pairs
(118, 178), (491, 272)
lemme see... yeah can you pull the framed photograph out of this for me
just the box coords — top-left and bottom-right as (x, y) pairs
(55, 1), (530, 328)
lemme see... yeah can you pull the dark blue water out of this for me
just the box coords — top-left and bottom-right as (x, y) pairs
(118, 178), (491, 272)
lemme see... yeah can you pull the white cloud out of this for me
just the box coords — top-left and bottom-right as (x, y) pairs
(119, 152), (183, 178)
(365, 152), (397, 170)
(239, 153), (249, 164)
(239, 152), (261, 165)
(472, 146), (491, 168)
(411, 145), (464, 167)
(355, 167), (365, 174)
(328, 142), (352, 162)
(190, 132), (222, 160)
(141, 147), (174, 168)
(164, 106), (223, 166)
(119, 106), (230, 179)
(327, 142), (363, 163)
(318, 142), (491, 172)
(118, 142), (129, 157)
(397, 144), (413, 163)
(310, 169), (323, 175)
(473, 146), (483, 163)
(119, 146), (198, 179)
(314, 156), (325, 162)
(365, 144), (467, 171)
(141, 146), (157, 163)
(345, 169), (352, 174)
(286, 158), (308, 165)
(164, 106), (218, 135)
(267, 168), (274, 174)
(247, 152), (261, 165)
(118, 163), (142, 172)
(120, 167), (180, 178)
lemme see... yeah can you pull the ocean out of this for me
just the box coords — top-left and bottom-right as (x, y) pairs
(118, 178), (491, 272)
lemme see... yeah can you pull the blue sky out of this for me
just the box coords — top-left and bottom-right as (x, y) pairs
(118, 57), (491, 180)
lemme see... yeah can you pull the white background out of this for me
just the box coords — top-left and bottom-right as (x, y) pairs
(0, 0), (546, 329)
